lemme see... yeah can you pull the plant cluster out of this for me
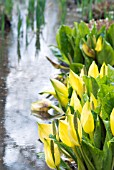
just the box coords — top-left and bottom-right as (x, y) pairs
(30, 10), (114, 170)
(50, 22), (114, 72)
(32, 61), (114, 170)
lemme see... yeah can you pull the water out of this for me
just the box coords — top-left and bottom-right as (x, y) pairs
(0, 0), (60, 169)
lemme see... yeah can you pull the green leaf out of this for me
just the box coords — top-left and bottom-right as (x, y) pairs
(50, 46), (70, 65)
(98, 85), (114, 120)
(98, 26), (106, 39)
(73, 22), (90, 64)
(80, 38), (94, 70)
(109, 137), (114, 157)
(56, 25), (74, 64)
(83, 76), (99, 98)
(96, 39), (114, 66)
(77, 21), (90, 38)
(107, 64), (114, 83)
(60, 159), (72, 170)
(70, 63), (83, 74)
(50, 135), (77, 162)
(50, 46), (62, 58)
(102, 121), (113, 170)
(107, 24), (114, 48)
(82, 140), (103, 170)
(94, 116), (102, 149)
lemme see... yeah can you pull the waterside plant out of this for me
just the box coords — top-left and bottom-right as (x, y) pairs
(32, 61), (114, 170)
(50, 21), (114, 72)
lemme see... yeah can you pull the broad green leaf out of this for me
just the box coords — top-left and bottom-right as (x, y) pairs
(97, 25), (106, 39)
(83, 76), (99, 98)
(56, 25), (74, 64)
(102, 121), (113, 170)
(78, 21), (90, 38)
(73, 22), (90, 63)
(82, 140), (103, 170)
(96, 39), (114, 66)
(94, 116), (102, 149)
(109, 137), (114, 157)
(107, 24), (114, 48)
(107, 64), (114, 83)
(50, 46), (70, 65)
(98, 85), (114, 120)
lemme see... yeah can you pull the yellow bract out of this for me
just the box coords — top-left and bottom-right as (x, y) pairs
(110, 108), (114, 136)
(81, 101), (94, 133)
(59, 120), (74, 147)
(88, 61), (99, 78)
(90, 93), (97, 110)
(70, 90), (82, 113)
(38, 123), (52, 143)
(69, 70), (84, 98)
(51, 78), (68, 96)
(56, 91), (69, 107)
(99, 63), (108, 78)
(95, 36), (103, 52)
(44, 139), (60, 169)
(82, 43), (95, 58)
(68, 115), (82, 146)
(51, 78), (68, 107)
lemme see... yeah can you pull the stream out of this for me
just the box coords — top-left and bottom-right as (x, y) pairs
(0, 0), (60, 169)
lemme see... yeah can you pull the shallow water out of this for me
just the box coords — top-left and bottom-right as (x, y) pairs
(0, 0), (60, 169)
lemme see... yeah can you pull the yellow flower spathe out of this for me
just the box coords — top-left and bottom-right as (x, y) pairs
(110, 108), (114, 136)
(82, 43), (95, 58)
(68, 115), (82, 146)
(88, 61), (99, 78)
(99, 63), (108, 78)
(69, 70), (84, 98)
(44, 139), (60, 169)
(70, 90), (82, 113)
(51, 79), (68, 107)
(56, 91), (69, 107)
(38, 123), (52, 143)
(81, 101), (94, 134)
(90, 93), (98, 110)
(51, 78), (68, 97)
(59, 120), (74, 147)
(95, 36), (103, 52)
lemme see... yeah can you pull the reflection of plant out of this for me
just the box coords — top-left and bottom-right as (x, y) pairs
(50, 22), (114, 72)
(33, 62), (114, 169)
(0, 0), (12, 32)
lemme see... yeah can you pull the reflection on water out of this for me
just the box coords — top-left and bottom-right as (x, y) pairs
(0, 0), (60, 169)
